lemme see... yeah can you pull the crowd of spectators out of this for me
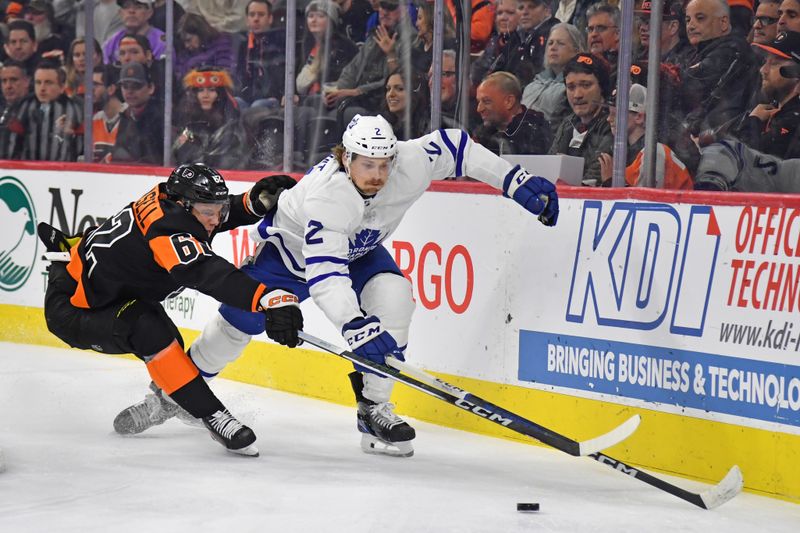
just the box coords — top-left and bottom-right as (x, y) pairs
(0, 0), (799, 191)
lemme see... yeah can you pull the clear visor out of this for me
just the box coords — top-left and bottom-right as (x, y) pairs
(190, 200), (230, 223)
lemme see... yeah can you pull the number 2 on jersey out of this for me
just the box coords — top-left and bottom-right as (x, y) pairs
(305, 220), (324, 245)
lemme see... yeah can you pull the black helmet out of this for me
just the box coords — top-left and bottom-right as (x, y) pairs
(165, 163), (230, 221)
(166, 163), (229, 204)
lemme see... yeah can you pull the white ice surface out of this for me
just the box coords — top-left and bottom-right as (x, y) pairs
(1, 342), (798, 533)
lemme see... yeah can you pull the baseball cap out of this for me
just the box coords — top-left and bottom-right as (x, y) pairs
(608, 84), (647, 113)
(752, 31), (800, 64)
(118, 62), (150, 84)
(26, 0), (49, 13)
(117, 0), (155, 7)
(636, 0), (681, 20)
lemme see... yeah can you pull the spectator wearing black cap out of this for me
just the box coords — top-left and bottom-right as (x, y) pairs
(112, 61), (164, 164)
(548, 52), (613, 186)
(636, 0), (692, 68)
(473, 71), (551, 155)
(734, 31), (800, 158)
(15, 60), (83, 161)
(103, 0), (168, 65)
(681, 0), (760, 134)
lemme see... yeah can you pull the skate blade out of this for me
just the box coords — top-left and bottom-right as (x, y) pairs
(227, 444), (259, 457)
(360, 434), (414, 458)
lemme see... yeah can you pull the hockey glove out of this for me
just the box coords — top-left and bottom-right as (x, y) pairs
(259, 289), (303, 348)
(247, 175), (297, 217)
(502, 167), (559, 227)
(342, 316), (400, 373)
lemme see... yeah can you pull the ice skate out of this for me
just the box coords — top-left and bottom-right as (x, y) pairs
(349, 371), (415, 457)
(202, 409), (259, 457)
(357, 399), (416, 457)
(113, 382), (179, 435)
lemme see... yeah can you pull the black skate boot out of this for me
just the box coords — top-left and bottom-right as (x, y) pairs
(350, 372), (415, 457)
(202, 409), (259, 457)
(113, 382), (179, 435)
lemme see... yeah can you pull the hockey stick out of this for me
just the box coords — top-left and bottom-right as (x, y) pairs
(384, 355), (744, 510)
(298, 331), (639, 457)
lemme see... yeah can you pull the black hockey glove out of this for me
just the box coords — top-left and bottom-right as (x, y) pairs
(259, 289), (304, 348)
(247, 175), (297, 216)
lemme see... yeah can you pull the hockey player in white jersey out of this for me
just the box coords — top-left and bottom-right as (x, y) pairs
(151, 115), (558, 457)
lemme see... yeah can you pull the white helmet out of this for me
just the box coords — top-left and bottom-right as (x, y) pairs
(342, 114), (397, 159)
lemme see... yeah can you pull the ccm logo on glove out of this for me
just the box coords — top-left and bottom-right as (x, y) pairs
(258, 289), (299, 310)
(346, 323), (383, 348)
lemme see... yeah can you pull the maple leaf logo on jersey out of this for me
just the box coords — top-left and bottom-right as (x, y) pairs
(349, 228), (383, 260)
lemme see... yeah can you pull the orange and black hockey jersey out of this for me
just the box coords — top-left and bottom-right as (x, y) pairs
(65, 183), (268, 312)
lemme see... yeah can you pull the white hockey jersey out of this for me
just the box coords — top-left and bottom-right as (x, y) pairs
(252, 129), (522, 329)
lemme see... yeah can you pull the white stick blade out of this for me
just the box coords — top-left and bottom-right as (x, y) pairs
(700, 465), (744, 509)
(578, 415), (641, 456)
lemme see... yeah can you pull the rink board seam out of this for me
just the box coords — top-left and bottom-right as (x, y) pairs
(3, 303), (798, 504)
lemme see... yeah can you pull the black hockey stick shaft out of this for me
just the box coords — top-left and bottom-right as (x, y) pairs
(300, 332), (604, 456)
(297, 332), (742, 509)
(387, 350), (741, 510)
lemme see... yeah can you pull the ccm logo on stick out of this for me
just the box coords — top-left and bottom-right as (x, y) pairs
(392, 240), (474, 313)
(454, 398), (513, 426)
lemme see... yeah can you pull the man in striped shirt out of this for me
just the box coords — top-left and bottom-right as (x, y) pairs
(15, 60), (82, 161)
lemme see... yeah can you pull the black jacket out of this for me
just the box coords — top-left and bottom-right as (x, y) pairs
(112, 99), (165, 165)
(681, 33), (760, 133)
(473, 106), (551, 156)
(236, 29), (286, 103)
(16, 94), (83, 162)
(496, 18), (560, 86)
(298, 32), (359, 90)
(735, 96), (800, 159)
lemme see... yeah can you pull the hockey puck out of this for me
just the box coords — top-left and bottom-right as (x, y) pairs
(516, 502), (539, 512)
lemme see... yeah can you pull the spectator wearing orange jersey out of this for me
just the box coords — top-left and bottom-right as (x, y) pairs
(598, 84), (693, 189)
